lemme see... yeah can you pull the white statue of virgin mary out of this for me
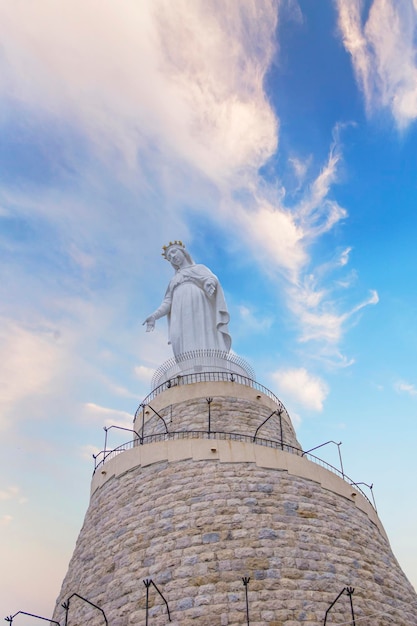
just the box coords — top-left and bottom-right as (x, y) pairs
(143, 241), (231, 358)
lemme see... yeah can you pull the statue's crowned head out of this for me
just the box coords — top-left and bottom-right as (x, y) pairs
(162, 240), (185, 259)
(162, 240), (194, 267)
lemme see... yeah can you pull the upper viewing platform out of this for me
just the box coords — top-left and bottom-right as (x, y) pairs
(151, 349), (255, 389)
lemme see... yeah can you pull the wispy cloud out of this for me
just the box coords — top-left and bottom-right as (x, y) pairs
(81, 402), (133, 428)
(134, 365), (155, 384)
(0, 0), (278, 184)
(394, 381), (417, 396)
(237, 306), (273, 333)
(79, 444), (101, 461)
(0, 0), (377, 405)
(271, 367), (329, 411)
(0, 485), (26, 503)
(0, 319), (64, 429)
(228, 126), (378, 364)
(336, 0), (417, 129)
(0, 1), (413, 614)
(290, 288), (379, 346)
(288, 155), (312, 185)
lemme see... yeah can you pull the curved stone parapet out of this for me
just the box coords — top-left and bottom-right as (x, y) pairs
(134, 379), (298, 448)
(91, 437), (383, 535)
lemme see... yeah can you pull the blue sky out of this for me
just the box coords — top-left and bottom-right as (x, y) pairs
(1, 0), (417, 617)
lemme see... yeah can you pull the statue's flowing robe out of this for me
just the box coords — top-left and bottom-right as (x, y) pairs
(157, 264), (231, 357)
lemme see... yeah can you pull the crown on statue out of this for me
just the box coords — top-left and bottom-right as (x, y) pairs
(162, 240), (185, 259)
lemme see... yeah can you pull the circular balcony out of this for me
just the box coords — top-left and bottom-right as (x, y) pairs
(151, 349), (255, 389)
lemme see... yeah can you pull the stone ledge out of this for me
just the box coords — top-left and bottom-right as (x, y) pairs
(142, 381), (283, 416)
(134, 381), (297, 444)
(91, 438), (385, 539)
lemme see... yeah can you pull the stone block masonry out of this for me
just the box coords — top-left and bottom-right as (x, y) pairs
(135, 381), (300, 448)
(53, 381), (417, 625)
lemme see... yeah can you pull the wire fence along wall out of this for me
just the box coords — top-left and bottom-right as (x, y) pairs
(92, 430), (375, 508)
(91, 372), (379, 509)
(7, 582), (417, 626)
(138, 370), (288, 415)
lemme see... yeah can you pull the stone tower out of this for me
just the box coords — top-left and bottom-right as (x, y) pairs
(53, 243), (417, 624)
(52, 354), (417, 625)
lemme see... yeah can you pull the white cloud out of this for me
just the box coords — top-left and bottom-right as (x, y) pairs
(134, 365), (155, 384)
(337, 0), (417, 129)
(0, 515), (13, 526)
(287, 283), (378, 349)
(0, 486), (19, 501)
(230, 131), (346, 283)
(237, 306), (273, 333)
(0, 3), (387, 617)
(0, 306), (136, 431)
(68, 243), (96, 270)
(295, 147), (343, 231)
(339, 247), (352, 267)
(81, 402), (133, 428)
(0, 1), (377, 379)
(79, 444), (101, 461)
(0, 319), (64, 429)
(271, 367), (329, 411)
(0, 485), (27, 505)
(225, 128), (376, 364)
(236, 200), (307, 281)
(0, 0), (278, 186)
(289, 155), (312, 184)
(394, 381), (417, 396)
(107, 382), (139, 400)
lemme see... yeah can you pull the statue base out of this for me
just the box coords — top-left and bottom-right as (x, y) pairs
(151, 349), (255, 390)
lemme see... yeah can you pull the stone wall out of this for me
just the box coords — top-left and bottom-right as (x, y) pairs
(54, 456), (417, 625)
(53, 382), (417, 625)
(134, 382), (300, 449)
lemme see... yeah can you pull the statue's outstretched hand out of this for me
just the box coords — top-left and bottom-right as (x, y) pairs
(143, 316), (156, 332)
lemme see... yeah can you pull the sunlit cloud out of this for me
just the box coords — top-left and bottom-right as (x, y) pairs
(233, 131), (346, 284)
(287, 279), (378, 352)
(134, 365), (155, 384)
(339, 247), (352, 267)
(237, 306), (273, 333)
(0, 485), (25, 502)
(0, 486), (19, 501)
(271, 367), (329, 411)
(0, 0), (414, 613)
(0, 0), (278, 185)
(336, 0), (417, 129)
(224, 127), (376, 364)
(0, 515), (13, 526)
(0, 319), (63, 429)
(0, 0), (376, 370)
(394, 381), (417, 396)
(107, 383), (139, 399)
(295, 142), (344, 234)
(68, 244), (96, 271)
(81, 402), (132, 428)
(289, 155), (312, 184)
(235, 199), (307, 281)
(79, 444), (101, 461)
(0, 306), (140, 433)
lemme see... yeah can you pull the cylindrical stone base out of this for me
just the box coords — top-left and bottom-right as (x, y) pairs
(53, 382), (417, 625)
